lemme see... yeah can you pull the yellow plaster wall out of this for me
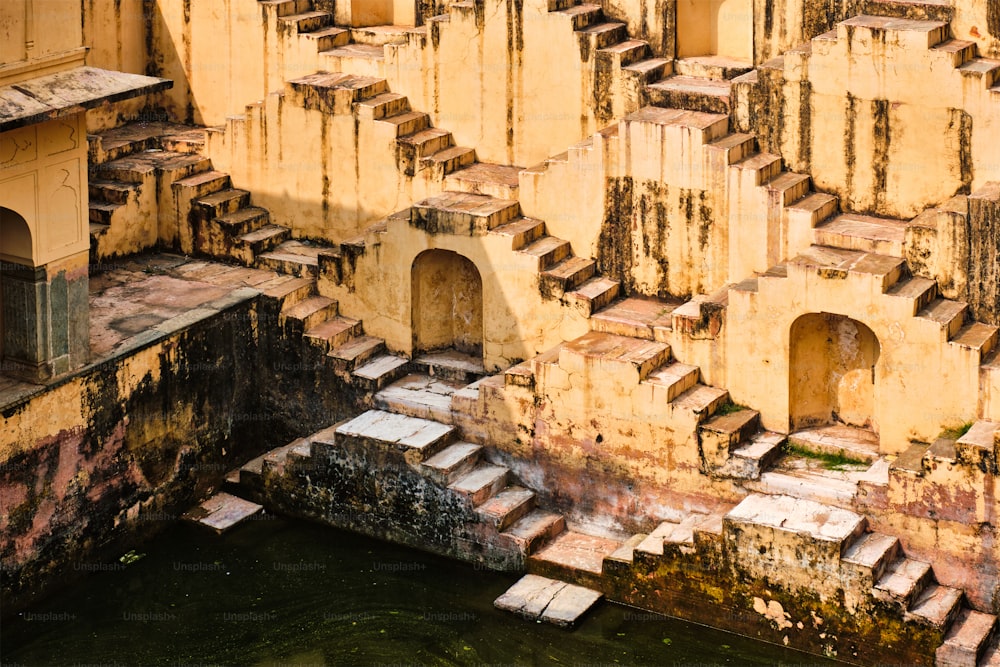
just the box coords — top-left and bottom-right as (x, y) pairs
(0, 115), (89, 267)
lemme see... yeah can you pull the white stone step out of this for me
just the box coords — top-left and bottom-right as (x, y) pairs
(494, 574), (602, 628)
(335, 409), (454, 463)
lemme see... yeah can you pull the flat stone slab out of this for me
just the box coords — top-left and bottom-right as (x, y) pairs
(788, 424), (880, 462)
(336, 409), (453, 452)
(531, 530), (622, 575)
(494, 574), (602, 628)
(183, 492), (263, 533)
(727, 493), (865, 543)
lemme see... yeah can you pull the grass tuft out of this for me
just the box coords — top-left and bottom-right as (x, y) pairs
(784, 442), (868, 470)
(939, 421), (975, 441)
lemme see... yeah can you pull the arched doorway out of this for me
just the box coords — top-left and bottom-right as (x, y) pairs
(789, 313), (881, 432)
(0, 206), (35, 367)
(411, 250), (483, 358)
(0, 206), (33, 265)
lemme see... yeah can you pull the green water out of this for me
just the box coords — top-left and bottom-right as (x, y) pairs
(3, 516), (838, 667)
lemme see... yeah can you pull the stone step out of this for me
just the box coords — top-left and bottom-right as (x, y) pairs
(260, 439), (307, 477)
(502, 510), (567, 555)
(412, 350), (486, 384)
(396, 128), (452, 175)
(213, 207), (270, 237)
(352, 354), (410, 391)
(421, 442), (483, 485)
(420, 145), (477, 178)
(329, 335), (386, 372)
(597, 39), (650, 68)
(623, 57), (671, 84)
(319, 44), (385, 75)
(788, 425), (880, 464)
(788, 245), (906, 291)
(355, 92), (410, 120)
(814, 213), (908, 256)
(955, 420), (1000, 471)
(672, 55), (754, 80)
(280, 295), (338, 331)
(841, 531), (901, 587)
(335, 409), (454, 464)
(860, 0), (953, 22)
(411, 192), (520, 235)
(444, 163), (522, 200)
(182, 492), (263, 534)
(634, 515), (701, 557)
(258, 275), (315, 306)
(906, 583), (963, 628)
(835, 14), (950, 51)
(94, 151), (210, 184)
(257, 242), (325, 278)
(732, 151), (783, 186)
(706, 131), (757, 166)
(936, 608), (999, 667)
(518, 236), (572, 270)
(873, 557), (934, 609)
(285, 72), (388, 115)
(950, 323), (1000, 357)
(279, 9), (333, 33)
(590, 296), (680, 340)
(765, 171), (812, 207)
(350, 24), (415, 46)
(378, 110), (430, 137)
(494, 574), (602, 628)
(476, 485), (536, 531)
(89, 221), (110, 238)
(641, 360), (700, 401)
(929, 39), (978, 67)
(750, 468), (859, 505)
(983, 638), (1000, 667)
(171, 169), (232, 199)
(916, 298), (969, 341)
(490, 216), (547, 250)
(449, 464), (510, 505)
(576, 21), (627, 51)
(374, 373), (463, 423)
(88, 201), (123, 225)
(559, 331), (671, 382)
(530, 530), (622, 578)
(195, 189), (251, 219)
(303, 315), (362, 352)
(259, 0), (312, 18)
(568, 277), (621, 316)
(670, 384), (729, 421)
(553, 3), (603, 31)
(885, 275), (938, 316)
(646, 75), (732, 114)
(785, 191), (840, 227)
(88, 179), (139, 205)
(239, 224), (291, 257)
(718, 431), (786, 480)
(540, 256), (597, 296)
(957, 58), (1000, 90)
(726, 494), (867, 570)
(699, 409), (761, 465)
(300, 25), (351, 51)
(604, 533), (648, 565)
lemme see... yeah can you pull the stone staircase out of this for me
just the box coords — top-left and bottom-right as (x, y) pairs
(88, 123), (213, 260)
(234, 407), (580, 571)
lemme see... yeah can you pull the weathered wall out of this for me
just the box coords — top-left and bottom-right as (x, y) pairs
(0, 287), (364, 613)
(727, 257), (984, 452)
(968, 183), (1000, 325)
(320, 213), (591, 371)
(748, 17), (1000, 220)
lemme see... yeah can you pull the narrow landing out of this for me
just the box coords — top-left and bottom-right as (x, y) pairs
(183, 492), (263, 533)
(494, 574), (603, 628)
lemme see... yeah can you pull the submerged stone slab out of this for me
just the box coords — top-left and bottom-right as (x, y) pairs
(183, 492), (263, 534)
(494, 574), (602, 628)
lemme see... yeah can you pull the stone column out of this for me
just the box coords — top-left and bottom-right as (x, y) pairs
(1, 250), (89, 383)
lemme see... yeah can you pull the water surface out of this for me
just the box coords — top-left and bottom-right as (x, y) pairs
(4, 516), (839, 666)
